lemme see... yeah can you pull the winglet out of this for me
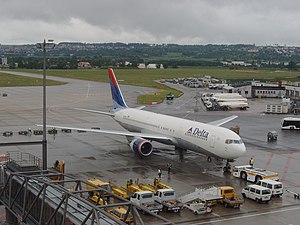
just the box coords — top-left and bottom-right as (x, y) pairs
(108, 68), (128, 110)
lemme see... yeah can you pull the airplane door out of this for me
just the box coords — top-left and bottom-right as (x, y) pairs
(209, 135), (216, 148)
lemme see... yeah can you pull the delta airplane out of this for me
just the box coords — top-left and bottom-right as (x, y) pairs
(44, 68), (246, 160)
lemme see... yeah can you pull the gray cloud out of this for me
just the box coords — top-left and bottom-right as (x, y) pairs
(0, 0), (300, 45)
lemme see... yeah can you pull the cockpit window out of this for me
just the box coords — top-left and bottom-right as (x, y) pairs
(225, 139), (233, 144)
(225, 139), (243, 144)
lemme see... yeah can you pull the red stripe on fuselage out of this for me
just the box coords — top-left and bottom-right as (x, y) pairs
(108, 68), (119, 88)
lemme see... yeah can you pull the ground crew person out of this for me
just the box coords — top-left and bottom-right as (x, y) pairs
(28, 128), (32, 136)
(167, 163), (172, 174)
(53, 160), (59, 170)
(158, 168), (162, 178)
(249, 157), (254, 167)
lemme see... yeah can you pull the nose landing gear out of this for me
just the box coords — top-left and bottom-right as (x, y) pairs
(223, 160), (232, 173)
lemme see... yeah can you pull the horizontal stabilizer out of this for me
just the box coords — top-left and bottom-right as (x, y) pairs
(208, 115), (238, 127)
(74, 108), (115, 117)
(135, 106), (146, 110)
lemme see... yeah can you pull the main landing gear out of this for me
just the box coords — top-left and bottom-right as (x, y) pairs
(223, 160), (232, 173)
(175, 147), (186, 161)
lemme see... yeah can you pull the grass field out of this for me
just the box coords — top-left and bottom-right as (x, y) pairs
(6, 67), (300, 103)
(0, 72), (66, 87)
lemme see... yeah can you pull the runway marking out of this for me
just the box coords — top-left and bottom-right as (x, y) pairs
(175, 96), (195, 109)
(189, 206), (300, 225)
(281, 152), (293, 181)
(48, 83), (92, 117)
(85, 83), (90, 99)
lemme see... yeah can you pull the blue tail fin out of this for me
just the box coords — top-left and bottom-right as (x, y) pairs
(108, 68), (128, 110)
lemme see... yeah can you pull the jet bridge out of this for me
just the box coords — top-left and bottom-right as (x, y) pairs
(0, 152), (173, 225)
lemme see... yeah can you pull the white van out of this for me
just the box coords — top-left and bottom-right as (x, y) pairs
(256, 179), (283, 197)
(242, 184), (272, 203)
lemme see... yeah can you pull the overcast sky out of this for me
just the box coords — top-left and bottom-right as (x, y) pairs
(0, 0), (300, 46)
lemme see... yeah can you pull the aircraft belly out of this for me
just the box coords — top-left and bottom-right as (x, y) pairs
(119, 122), (141, 133)
(175, 138), (219, 158)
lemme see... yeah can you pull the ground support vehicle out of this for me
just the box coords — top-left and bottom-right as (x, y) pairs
(166, 92), (174, 100)
(154, 189), (183, 213)
(86, 178), (111, 192)
(242, 185), (272, 203)
(122, 179), (143, 193)
(61, 128), (72, 133)
(112, 179), (144, 199)
(130, 191), (163, 214)
(286, 189), (300, 199)
(33, 130), (43, 135)
(178, 188), (215, 214)
(49, 160), (65, 181)
(267, 131), (278, 142)
(183, 201), (212, 215)
(111, 184), (129, 199)
(108, 207), (133, 224)
(86, 178), (112, 202)
(18, 130), (29, 135)
(3, 131), (13, 137)
(218, 186), (243, 208)
(232, 165), (279, 183)
(257, 179), (283, 197)
(48, 128), (58, 135)
(149, 178), (172, 190)
(138, 183), (157, 193)
(88, 195), (106, 205)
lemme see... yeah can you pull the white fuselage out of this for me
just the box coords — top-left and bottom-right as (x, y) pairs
(114, 108), (246, 159)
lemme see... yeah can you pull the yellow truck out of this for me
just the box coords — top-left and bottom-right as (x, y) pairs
(111, 185), (129, 199)
(86, 178), (111, 193)
(86, 178), (112, 199)
(88, 195), (106, 205)
(149, 178), (172, 190)
(218, 186), (243, 208)
(122, 179), (143, 193)
(138, 183), (157, 193)
(108, 207), (133, 224)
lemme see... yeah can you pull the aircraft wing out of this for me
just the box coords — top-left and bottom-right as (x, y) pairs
(36, 124), (173, 142)
(207, 115), (238, 127)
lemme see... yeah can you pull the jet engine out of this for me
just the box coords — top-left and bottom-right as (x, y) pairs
(130, 138), (153, 157)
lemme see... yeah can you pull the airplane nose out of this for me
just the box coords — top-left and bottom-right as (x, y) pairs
(237, 144), (246, 157)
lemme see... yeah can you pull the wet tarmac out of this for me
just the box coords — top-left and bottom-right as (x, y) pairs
(0, 71), (300, 224)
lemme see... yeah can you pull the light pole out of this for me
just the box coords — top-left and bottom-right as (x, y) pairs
(36, 39), (55, 170)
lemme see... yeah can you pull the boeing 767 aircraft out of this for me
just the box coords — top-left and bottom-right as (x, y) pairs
(43, 68), (246, 161)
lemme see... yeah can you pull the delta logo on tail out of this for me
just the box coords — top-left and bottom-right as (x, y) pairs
(108, 68), (127, 110)
(185, 127), (209, 140)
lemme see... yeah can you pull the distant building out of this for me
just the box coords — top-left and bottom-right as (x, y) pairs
(0, 57), (8, 68)
(285, 84), (300, 100)
(235, 83), (285, 98)
(146, 64), (157, 69)
(78, 61), (91, 68)
(124, 61), (132, 66)
(1, 57), (8, 65)
(137, 63), (146, 69)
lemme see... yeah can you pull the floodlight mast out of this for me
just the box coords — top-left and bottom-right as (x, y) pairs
(36, 39), (55, 170)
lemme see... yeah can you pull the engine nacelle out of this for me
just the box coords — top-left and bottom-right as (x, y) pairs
(130, 138), (153, 157)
